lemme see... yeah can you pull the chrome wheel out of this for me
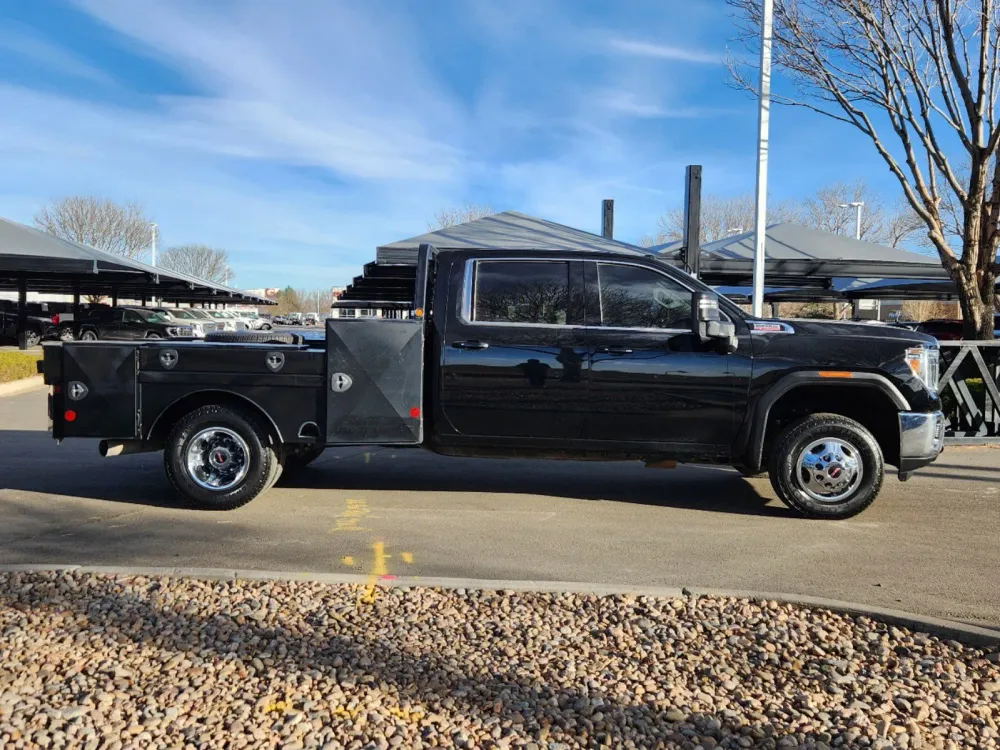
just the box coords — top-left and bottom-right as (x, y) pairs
(81, 330), (98, 341)
(794, 438), (863, 503)
(59, 326), (75, 341)
(24, 330), (40, 347)
(185, 427), (251, 491)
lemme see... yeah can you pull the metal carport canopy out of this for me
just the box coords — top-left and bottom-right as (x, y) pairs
(654, 223), (950, 286)
(0, 216), (271, 305)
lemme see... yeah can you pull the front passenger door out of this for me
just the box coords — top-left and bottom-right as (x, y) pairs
(583, 261), (737, 453)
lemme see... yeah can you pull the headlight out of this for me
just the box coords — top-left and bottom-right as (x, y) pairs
(905, 345), (940, 394)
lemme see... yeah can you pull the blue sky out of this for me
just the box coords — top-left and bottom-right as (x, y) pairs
(0, 0), (897, 290)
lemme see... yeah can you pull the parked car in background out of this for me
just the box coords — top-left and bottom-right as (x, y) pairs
(75, 307), (193, 341)
(915, 319), (963, 341)
(150, 307), (220, 338)
(303, 312), (320, 325)
(286, 312), (303, 325)
(0, 300), (60, 347)
(205, 310), (243, 331)
(271, 315), (289, 325)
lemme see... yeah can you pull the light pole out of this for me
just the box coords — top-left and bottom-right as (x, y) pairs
(751, 0), (774, 318)
(150, 223), (158, 306)
(839, 201), (864, 240)
(839, 201), (872, 319)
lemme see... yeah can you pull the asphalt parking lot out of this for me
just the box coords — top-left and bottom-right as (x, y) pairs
(1, 388), (998, 627)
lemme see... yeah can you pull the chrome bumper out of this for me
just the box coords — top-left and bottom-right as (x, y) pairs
(898, 410), (945, 476)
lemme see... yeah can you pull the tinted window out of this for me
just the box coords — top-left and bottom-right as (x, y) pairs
(123, 310), (143, 324)
(474, 261), (570, 325)
(598, 263), (691, 329)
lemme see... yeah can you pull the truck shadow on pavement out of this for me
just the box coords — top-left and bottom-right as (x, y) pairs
(0, 430), (788, 517)
(0, 573), (813, 747)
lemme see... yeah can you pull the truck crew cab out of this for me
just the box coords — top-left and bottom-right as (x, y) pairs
(40, 244), (944, 519)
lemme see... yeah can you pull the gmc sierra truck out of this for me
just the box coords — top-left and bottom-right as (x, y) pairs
(39, 244), (944, 519)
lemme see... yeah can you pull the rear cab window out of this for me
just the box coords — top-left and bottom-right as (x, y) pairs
(466, 259), (582, 326)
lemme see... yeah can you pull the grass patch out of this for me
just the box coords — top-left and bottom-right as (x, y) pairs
(0, 351), (41, 384)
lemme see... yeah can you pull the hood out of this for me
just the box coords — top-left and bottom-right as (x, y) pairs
(768, 318), (937, 345)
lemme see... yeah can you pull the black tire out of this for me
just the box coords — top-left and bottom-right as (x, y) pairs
(205, 330), (303, 345)
(23, 329), (41, 348)
(59, 326), (75, 342)
(164, 404), (279, 510)
(146, 332), (162, 339)
(260, 323), (272, 331)
(80, 328), (99, 341)
(768, 413), (884, 520)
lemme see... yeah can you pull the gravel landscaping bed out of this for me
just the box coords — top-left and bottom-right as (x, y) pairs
(1, 572), (999, 750)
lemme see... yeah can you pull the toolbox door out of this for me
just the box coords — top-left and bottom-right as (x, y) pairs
(325, 318), (424, 444)
(60, 343), (138, 438)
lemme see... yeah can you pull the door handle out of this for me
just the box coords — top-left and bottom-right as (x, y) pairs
(597, 346), (633, 355)
(453, 340), (489, 351)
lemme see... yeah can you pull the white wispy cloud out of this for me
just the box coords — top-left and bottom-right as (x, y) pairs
(0, 23), (114, 84)
(608, 37), (719, 64)
(0, 1), (752, 288)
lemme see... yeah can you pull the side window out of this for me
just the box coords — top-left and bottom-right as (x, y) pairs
(473, 260), (570, 325)
(123, 311), (142, 324)
(598, 263), (692, 329)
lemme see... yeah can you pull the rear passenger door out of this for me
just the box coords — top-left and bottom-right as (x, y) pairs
(583, 261), (738, 452)
(439, 257), (589, 441)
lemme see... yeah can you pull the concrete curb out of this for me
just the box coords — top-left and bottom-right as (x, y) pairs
(2, 564), (998, 648)
(0, 375), (44, 398)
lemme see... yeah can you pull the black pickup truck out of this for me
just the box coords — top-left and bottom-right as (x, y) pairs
(39, 244), (944, 519)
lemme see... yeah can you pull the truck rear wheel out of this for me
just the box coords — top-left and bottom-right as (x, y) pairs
(164, 404), (279, 510)
(768, 413), (884, 519)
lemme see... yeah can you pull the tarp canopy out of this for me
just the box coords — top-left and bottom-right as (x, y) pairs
(653, 223), (949, 286)
(0, 216), (271, 304)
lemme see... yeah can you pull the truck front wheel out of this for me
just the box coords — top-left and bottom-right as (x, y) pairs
(768, 413), (884, 519)
(164, 404), (280, 510)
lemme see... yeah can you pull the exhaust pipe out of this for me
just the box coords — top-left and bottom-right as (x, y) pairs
(99, 440), (158, 457)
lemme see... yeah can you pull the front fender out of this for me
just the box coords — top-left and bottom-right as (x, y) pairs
(738, 371), (910, 473)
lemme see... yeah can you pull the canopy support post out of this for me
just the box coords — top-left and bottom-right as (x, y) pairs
(111, 286), (119, 308)
(16, 277), (28, 350)
(72, 283), (80, 308)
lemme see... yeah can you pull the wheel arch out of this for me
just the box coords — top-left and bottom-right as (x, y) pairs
(743, 372), (908, 473)
(146, 390), (283, 445)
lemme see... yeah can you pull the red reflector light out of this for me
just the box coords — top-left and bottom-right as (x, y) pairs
(64, 409), (77, 422)
(53, 385), (62, 394)
(409, 406), (420, 419)
(51, 314), (60, 324)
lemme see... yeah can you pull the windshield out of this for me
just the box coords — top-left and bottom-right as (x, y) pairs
(186, 309), (212, 319)
(167, 309), (197, 320)
(208, 311), (232, 319)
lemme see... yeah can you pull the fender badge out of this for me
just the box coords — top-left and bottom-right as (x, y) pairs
(159, 349), (178, 369)
(266, 352), (285, 372)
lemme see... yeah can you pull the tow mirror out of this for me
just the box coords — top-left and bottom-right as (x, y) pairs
(691, 292), (738, 352)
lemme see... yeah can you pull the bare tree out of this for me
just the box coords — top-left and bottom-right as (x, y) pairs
(158, 244), (232, 284)
(645, 181), (920, 248)
(799, 180), (924, 247)
(645, 193), (801, 246)
(34, 196), (153, 260)
(728, 0), (1000, 338)
(429, 204), (496, 230)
